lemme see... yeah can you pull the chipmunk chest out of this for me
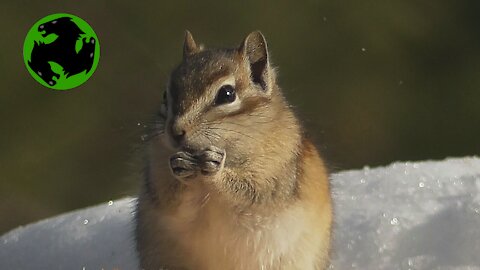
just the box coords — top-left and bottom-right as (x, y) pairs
(171, 194), (309, 269)
(169, 184), (209, 226)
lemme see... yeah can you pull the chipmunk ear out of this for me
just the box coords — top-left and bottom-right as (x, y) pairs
(239, 31), (271, 92)
(183, 30), (199, 58)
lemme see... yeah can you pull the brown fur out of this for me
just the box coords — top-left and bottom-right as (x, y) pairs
(136, 31), (332, 270)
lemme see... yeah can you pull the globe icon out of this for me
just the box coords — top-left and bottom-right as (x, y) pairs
(23, 13), (100, 90)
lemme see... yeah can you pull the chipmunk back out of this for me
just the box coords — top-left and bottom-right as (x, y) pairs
(135, 31), (332, 270)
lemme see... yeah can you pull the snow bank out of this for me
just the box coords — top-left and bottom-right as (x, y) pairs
(1, 157), (480, 270)
(331, 157), (480, 270)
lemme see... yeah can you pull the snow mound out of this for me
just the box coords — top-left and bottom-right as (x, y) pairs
(1, 157), (480, 270)
(330, 157), (480, 270)
(0, 198), (139, 270)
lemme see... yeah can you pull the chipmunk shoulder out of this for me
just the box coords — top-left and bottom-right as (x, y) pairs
(135, 30), (333, 270)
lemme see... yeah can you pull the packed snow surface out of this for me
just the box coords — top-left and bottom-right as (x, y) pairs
(1, 157), (479, 270)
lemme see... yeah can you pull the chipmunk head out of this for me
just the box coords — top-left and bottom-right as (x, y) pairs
(157, 31), (290, 161)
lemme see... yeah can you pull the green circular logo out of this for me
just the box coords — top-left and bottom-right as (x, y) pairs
(23, 13), (100, 90)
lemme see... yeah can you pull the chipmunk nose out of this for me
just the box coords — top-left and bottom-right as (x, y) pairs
(170, 124), (186, 144)
(173, 130), (186, 142)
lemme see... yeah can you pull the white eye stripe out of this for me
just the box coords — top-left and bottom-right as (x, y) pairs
(164, 75), (242, 126)
(216, 94), (241, 113)
(185, 76), (239, 114)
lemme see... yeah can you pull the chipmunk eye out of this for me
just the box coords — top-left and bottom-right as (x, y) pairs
(215, 85), (236, 105)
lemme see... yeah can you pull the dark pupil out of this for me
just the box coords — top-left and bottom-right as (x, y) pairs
(215, 85), (236, 105)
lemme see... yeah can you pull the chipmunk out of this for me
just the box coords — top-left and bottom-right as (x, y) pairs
(135, 31), (332, 270)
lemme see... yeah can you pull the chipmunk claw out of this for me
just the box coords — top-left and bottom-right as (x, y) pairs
(169, 151), (198, 179)
(197, 146), (226, 175)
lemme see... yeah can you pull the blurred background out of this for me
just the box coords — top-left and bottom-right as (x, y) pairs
(1, 0), (479, 234)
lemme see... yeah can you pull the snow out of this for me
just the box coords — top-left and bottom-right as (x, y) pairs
(1, 157), (480, 270)
(0, 199), (139, 270)
(331, 157), (480, 270)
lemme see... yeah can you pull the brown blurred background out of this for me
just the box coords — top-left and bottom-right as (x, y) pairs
(1, 0), (479, 234)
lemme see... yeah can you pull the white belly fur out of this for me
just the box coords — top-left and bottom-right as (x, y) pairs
(159, 185), (322, 270)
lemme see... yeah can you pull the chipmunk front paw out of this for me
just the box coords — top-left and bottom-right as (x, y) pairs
(169, 151), (198, 180)
(197, 146), (226, 175)
(169, 146), (226, 181)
